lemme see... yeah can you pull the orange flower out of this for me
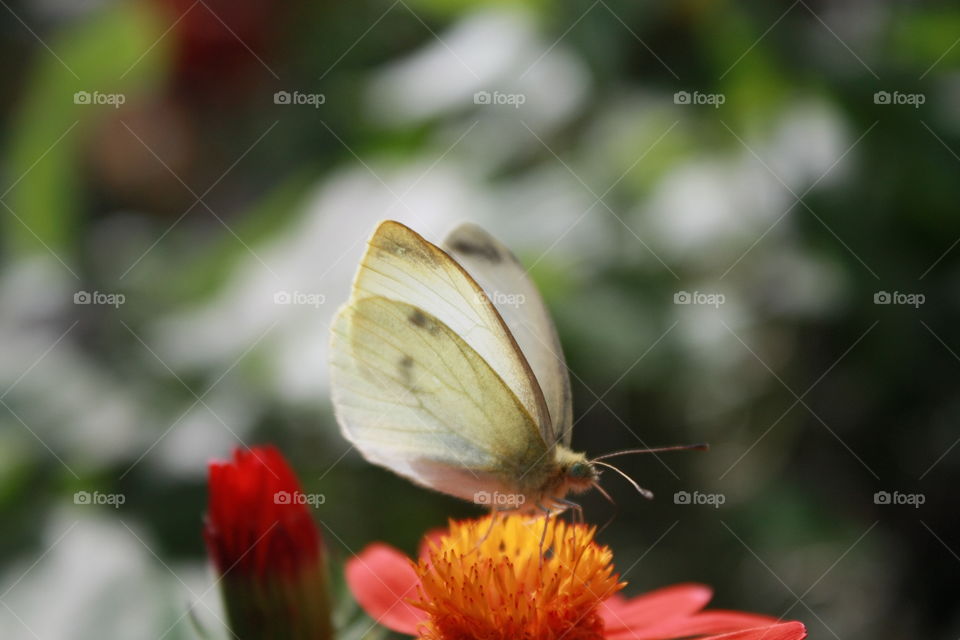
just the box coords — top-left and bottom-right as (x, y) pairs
(347, 514), (806, 640)
(414, 515), (620, 640)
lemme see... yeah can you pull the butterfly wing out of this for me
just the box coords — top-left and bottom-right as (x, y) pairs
(350, 220), (552, 435)
(443, 223), (574, 447)
(330, 295), (550, 501)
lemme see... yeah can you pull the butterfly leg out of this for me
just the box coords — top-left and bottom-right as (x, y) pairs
(553, 497), (584, 526)
(472, 507), (512, 551)
(553, 498), (586, 571)
(550, 497), (589, 573)
(534, 501), (554, 568)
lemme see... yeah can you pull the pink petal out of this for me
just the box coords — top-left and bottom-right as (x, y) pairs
(602, 583), (713, 633)
(608, 611), (780, 640)
(701, 622), (807, 640)
(345, 543), (425, 635)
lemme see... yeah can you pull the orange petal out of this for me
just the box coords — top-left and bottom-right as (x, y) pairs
(345, 543), (425, 635)
(417, 526), (449, 561)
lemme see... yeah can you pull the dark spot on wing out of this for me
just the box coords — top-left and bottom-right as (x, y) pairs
(408, 309), (440, 334)
(450, 238), (502, 264)
(409, 309), (427, 327)
(397, 355), (415, 386)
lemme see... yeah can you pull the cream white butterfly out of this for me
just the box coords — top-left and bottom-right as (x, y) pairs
(329, 220), (700, 515)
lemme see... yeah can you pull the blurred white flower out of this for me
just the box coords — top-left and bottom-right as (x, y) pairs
(640, 97), (849, 270)
(765, 99), (850, 191)
(367, 7), (589, 133)
(752, 248), (849, 317)
(152, 163), (478, 406)
(0, 508), (217, 639)
(642, 156), (789, 265)
(0, 258), (143, 468)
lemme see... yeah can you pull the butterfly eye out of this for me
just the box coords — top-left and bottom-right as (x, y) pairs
(569, 462), (589, 478)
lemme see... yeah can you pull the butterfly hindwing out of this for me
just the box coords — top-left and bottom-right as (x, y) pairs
(329, 295), (550, 501)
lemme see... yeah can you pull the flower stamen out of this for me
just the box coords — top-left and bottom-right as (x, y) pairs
(410, 514), (624, 640)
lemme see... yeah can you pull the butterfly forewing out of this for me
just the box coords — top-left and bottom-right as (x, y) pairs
(348, 221), (553, 437)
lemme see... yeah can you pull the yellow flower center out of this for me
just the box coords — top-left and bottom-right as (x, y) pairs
(411, 514), (625, 640)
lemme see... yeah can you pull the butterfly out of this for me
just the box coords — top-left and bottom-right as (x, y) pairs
(329, 220), (702, 517)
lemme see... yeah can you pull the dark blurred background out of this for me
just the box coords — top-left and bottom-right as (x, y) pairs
(0, 0), (958, 637)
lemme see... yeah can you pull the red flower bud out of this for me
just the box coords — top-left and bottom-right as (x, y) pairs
(204, 446), (332, 639)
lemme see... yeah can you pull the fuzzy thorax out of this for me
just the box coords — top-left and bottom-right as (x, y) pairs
(511, 445), (598, 511)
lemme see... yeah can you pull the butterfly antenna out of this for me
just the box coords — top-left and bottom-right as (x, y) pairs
(592, 443), (709, 461)
(592, 460), (654, 499)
